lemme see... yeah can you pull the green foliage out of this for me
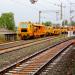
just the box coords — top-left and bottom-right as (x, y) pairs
(70, 21), (75, 26)
(42, 21), (52, 26)
(62, 20), (68, 26)
(0, 17), (4, 28)
(62, 20), (75, 26)
(0, 12), (15, 31)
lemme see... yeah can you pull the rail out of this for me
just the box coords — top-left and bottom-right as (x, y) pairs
(0, 38), (75, 75)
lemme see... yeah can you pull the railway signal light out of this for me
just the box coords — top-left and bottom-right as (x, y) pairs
(30, 0), (38, 4)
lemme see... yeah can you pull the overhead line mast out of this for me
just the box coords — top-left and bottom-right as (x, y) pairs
(69, 3), (75, 25)
(30, 0), (64, 26)
(60, 2), (63, 26)
(38, 10), (59, 24)
(39, 11), (41, 24)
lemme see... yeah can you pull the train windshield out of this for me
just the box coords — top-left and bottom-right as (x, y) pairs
(21, 24), (28, 28)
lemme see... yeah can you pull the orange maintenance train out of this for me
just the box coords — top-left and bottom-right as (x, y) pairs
(18, 22), (72, 40)
(18, 22), (46, 39)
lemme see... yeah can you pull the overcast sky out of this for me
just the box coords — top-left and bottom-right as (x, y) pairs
(0, 0), (75, 26)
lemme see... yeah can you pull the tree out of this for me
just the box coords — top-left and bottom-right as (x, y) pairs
(62, 20), (68, 26)
(42, 21), (52, 26)
(1, 12), (15, 31)
(71, 21), (75, 26)
(0, 17), (4, 28)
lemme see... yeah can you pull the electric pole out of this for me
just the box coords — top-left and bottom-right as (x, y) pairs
(55, 11), (58, 21)
(39, 11), (41, 24)
(69, 3), (75, 26)
(55, 1), (64, 26)
(70, 3), (72, 25)
(60, 2), (63, 26)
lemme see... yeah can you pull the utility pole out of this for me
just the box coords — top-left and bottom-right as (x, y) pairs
(60, 2), (63, 26)
(38, 10), (59, 24)
(56, 11), (59, 21)
(70, 3), (72, 26)
(39, 11), (41, 24)
(55, 1), (64, 26)
(69, 3), (75, 26)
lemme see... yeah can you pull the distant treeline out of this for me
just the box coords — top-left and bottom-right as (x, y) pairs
(0, 12), (15, 31)
(42, 20), (75, 26)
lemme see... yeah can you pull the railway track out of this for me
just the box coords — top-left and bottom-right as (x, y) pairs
(0, 38), (75, 75)
(0, 36), (55, 54)
(0, 36), (58, 73)
(0, 36), (53, 50)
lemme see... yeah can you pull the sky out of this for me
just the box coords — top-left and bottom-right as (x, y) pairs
(0, 0), (75, 26)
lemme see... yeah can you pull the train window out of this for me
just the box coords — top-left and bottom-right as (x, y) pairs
(21, 24), (28, 28)
(21, 29), (27, 32)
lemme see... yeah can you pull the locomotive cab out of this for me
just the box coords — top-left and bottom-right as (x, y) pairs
(18, 22), (34, 39)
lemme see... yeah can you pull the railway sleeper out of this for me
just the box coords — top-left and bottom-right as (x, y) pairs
(1, 38), (74, 75)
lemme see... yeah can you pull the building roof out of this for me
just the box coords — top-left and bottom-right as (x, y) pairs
(0, 28), (16, 34)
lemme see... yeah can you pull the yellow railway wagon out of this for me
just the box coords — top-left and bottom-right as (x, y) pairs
(45, 26), (61, 35)
(61, 27), (68, 34)
(18, 22), (69, 40)
(51, 27), (61, 35)
(46, 26), (53, 35)
(33, 24), (46, 37)
(70, 26), (75, 32)
(67, 26), (75, 34)
(18, 22), (46, 39)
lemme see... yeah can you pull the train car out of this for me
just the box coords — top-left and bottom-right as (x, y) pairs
(45, 26), (61, 35)
(33, 24), (46, 37)
(18, 22), (46, 39)
(45, 26), (53, 35)
(18, 22), (34, 39)
(18, 21), (70, 40)
(72, 26), (75, 33)
(51, 27), (61, 35)
(60, 27), (68, 34)
(67, 26), (75, 34)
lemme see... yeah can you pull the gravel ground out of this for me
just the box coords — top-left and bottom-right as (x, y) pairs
(67, 45), (75, 75)
(39, 43), (75, 75)
(0, 35), (68, 70)
(0, 36), (53, 50)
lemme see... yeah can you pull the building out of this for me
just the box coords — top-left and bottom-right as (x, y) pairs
(0, 28), (17, 41)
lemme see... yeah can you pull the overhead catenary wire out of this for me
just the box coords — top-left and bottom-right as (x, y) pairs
(10, 0), (75, 24)
(66, 0), (75, 24)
